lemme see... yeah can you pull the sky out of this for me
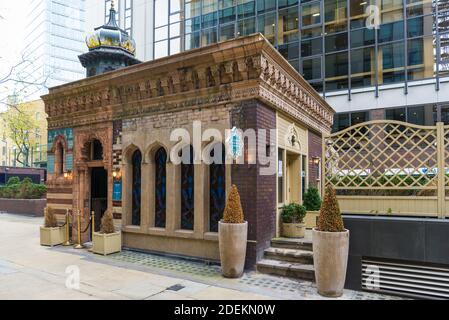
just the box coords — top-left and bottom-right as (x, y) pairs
(0, 1), (29, 110)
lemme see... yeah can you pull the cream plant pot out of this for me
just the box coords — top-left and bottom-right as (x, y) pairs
(40, 226), (65, 247)
(312, 228), (350, 297)
(92, 231), (122, 256)
(218, 221), (248, 278)
(282, 222), (306, 238)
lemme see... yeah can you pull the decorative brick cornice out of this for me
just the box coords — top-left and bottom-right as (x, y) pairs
(42, 34), (334, 133)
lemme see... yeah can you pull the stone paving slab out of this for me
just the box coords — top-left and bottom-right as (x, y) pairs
(57, 246), (403, 300)
(0, 213), (405, 300)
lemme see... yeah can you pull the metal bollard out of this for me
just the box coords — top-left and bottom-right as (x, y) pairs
(74, 210), (84, 249)
(63, 209), (71, 246)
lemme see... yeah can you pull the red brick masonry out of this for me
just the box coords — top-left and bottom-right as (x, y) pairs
(0, 199), (47, 216)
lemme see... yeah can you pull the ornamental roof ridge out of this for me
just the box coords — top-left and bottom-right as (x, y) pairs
(43, 34), (335, 133)
(43, 34), (332, 110)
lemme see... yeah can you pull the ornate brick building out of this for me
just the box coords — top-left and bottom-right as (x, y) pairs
(42, 6), (334, 267)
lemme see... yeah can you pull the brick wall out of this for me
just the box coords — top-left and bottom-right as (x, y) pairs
(231, 100), (277, 268)
(308, 130), (322, 188)
(0, 199), (46, 216)
(370, 108), (385, 121)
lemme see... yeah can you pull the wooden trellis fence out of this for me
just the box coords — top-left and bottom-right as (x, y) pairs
(323, 120), (449, 218)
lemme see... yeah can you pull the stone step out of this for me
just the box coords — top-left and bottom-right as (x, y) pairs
(264, 247), (314, 264)
(271, 237), (313, 251)
(257, 259), (315, 281)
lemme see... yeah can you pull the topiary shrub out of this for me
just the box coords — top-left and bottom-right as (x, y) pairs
(222, 185), (245, 224)
(32, 184), (47, 198)
(303, 187), (322, 211)
(44, 207), (58, 228)
(281, 203), (307, 224)
(100, 211), (115, 234)
(317, 185), (345, 232)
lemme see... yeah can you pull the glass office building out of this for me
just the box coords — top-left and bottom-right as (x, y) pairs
(18, 0), (86, 100)
(152, 0), (449, 131)
(153, 0), (442, 98)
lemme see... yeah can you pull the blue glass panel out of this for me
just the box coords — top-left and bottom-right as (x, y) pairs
(209, 144), (226, 233)
(155, 148), (167, 228)
(132, 150), (142, 226)
(181, 145), (194, 230)
(47, 155), (55, 174)
(113, 180), (122, 201)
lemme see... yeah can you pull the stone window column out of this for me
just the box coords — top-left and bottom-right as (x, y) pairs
(193, 163), (206, 238)
(166, 162), (178, 234)
(140, 160), (151, 230)
(121, 162), (132, 227)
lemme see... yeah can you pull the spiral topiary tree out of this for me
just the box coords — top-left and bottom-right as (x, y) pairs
(317, 185), (344, 232)
(100, 211), (115, 234)
(44, 207), (58, 228)
(223, 185), (245, 224)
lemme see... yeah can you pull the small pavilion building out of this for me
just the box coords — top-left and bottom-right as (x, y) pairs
(43, 5), (334, 267)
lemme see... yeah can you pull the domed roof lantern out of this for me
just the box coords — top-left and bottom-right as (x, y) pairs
(79, 0), (141, 77)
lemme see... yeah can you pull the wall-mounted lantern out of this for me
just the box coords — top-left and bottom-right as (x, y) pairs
(63, 170), (73, 180)
(311, 157), (321, 166)
(112, 168), (121, 181)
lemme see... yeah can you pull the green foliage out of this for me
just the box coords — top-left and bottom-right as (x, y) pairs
(0, 176), (46, 199)
(281, 203), (307, 224)
(303, 187), (322, 211)
(7, 176), (20, 186)
(330, 173), (440, 196)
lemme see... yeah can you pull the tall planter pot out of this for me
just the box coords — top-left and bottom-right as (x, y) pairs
(218, 221), (248, 278)
(312, 228), (350, 297)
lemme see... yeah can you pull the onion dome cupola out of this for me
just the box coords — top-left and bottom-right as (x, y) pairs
(79, 0), (141, 77)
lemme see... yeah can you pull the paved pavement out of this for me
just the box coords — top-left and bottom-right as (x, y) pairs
(0, 213), (402, 300)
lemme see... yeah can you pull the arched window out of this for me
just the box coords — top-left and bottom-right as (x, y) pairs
(91, 139), (103, 160)
(180, 145), (194, 230)
(209, 144), (226, 232)
(154, 147), (167, 228)
(55, 142), (64, 175)
(132, 149), (142, 226)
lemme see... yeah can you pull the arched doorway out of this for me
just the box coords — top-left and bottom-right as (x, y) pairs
(87, 139), (108, 233)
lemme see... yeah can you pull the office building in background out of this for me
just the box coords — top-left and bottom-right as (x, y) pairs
(152, 0), (448, 130)
(86, 0), (154, 62)
(13, 0), (87, 101)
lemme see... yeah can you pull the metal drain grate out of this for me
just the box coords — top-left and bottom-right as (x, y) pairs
(362, 258), (449, 299)
(166, 284), (185, 292)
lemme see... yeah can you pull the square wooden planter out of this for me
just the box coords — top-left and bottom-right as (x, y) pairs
(40, 226), (65, 247)
(92, 232), (122, 256)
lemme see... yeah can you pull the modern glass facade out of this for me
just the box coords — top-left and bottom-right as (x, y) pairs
(153, 0), (442, 97)
(18, 0), (86, 100)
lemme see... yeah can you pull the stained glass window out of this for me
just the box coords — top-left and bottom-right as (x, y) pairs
(132, 149), (142, 226)
(155, 147), (167, 228)
(181, 145), (194, 230)
(209, 144), (226, 232)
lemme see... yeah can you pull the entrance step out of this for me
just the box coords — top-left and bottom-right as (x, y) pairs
(264, 247), (313, 264)
(271, 237), (313, 251)
(256, 259), (315, 281)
